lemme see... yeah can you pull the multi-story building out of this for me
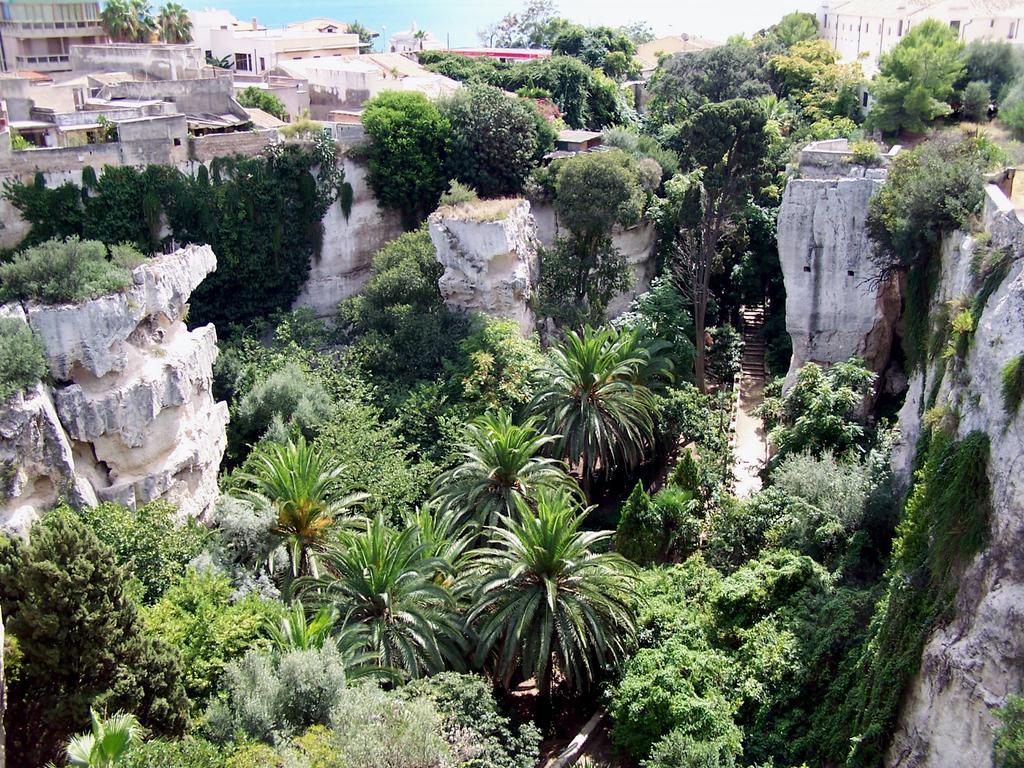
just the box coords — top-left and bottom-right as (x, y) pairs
(190, 9), (362, 75)
(0, 0), (104, 73)
(820, 0), (1024, 76)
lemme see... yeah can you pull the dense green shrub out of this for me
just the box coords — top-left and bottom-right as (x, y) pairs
(205, 645), (351, 743)
(361, 91), (451, 227)
(0, 236), (140, 304)
(962, 80), (992, 121)
(618, 275), (696, 381)
(124, 737), (229, 768)
(441, 84), (555, 197)
(644, 730), (741, 768)
(229, 361), (335, 461)
(73, 500), (210, 604)
(616, 482), (661, 564)
(0, 510), (188, 766)
(338, 227), (466, 385)
(703, 489), (790, 572)
(0, 317), (46, 402)
(404, 673), (542, 768)
(143, 569), (279, 702)
(995, 695), (1024, 768)
(450, 317), (545, 414)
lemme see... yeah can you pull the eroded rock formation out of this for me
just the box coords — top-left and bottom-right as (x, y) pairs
(428, 199), (540, 336)
(777, 170), (901, 389)
(0, 244), (227, 533)
(886, 186), (1024, 768)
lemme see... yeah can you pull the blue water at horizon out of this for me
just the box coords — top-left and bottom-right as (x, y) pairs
(182, 0), (818, 50)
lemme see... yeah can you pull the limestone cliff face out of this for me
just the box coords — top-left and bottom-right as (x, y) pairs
(777, 169), (901, 389)
(886, 187), (1024, 768)
(0, 245), (227, 533)
(428, 199), (540, 336)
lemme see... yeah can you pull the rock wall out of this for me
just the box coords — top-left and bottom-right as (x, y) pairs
(428, 199), (539, 336)
(886, 186), (1024, 768)
(0, 245), (227, 533)
(292, 158), (405, 317)
(777, 168), (901, 389)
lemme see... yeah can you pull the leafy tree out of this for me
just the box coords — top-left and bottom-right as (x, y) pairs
(434, 411), (578, 527)
(361, 91), (450, 227)
(236, 86), (287, 120)
(762, 358), (875, 461)
(960, 40), (1023, 100)
(441, 84), (555, 197)
(760, 11), (818, 50)
(617, 275), (696, 380)
(531, 326), (669, 494)
(666, 99), (771, 391)
(74, 500), (209, 604)
(452, 316), (545, 413)
(867, 19), (966, 134)
(142, 569), (280, 702)
(0, 317), (46, 403)
(646, 44), (771, 128)
(470, 490), (638, 711)
(0, 510), (188, 766)
(616, 483), (698, 565)
(540, 150), (645, 326)
(65, 709), (142, 768)
(480, 0), (557, 48)
(403, 673), (541, 768)
(338, 227), (465, 384)
(962, 79), (991, 122)
(768, 39), (863, 122)
(299, 515), (466, 680)
(235, 437), (367, 578)
(155, 2), (190, 43)
(550, 23), (637, 77)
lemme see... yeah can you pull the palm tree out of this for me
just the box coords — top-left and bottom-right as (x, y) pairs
(433, 412), (579, 527)
(235, 437), (367, 579)
(65, 709), (141, 767)
(156, 2), (191, 43)
(298, 514), (467, 680)
(100, 0), (132, 42)
(469, 490), (638, 718)
(128, 0), (156, 41)
(530, 326), (669, 495)
(264, 600), (383, 680)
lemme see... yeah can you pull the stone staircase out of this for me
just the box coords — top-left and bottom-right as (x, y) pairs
(739, 304), (767, 381)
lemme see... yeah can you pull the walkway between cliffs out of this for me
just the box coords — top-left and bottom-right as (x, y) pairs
(731, 304), (769, 497)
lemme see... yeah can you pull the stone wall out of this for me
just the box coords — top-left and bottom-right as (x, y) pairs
(0, 245), (227, 533)
(776, 169), (901, 390)
(428, 199), (539, 335)
(885, 186), (1024, 768)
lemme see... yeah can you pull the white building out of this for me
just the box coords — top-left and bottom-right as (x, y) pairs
(190, 9), (361, 74)
(820, 0), (1024, 76)
(387, 22), (443, 54)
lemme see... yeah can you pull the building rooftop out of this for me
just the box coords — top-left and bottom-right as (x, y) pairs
(558, 129), (603, 143)
(823, 0), (1024, 15)
(635, 34), (719, 72)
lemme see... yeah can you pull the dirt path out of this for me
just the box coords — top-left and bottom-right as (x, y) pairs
(732, 305), (769, 497)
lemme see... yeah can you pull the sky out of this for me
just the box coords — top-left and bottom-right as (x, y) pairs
(185, 0), (819, 48)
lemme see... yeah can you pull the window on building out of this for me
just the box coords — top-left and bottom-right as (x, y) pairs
(898, 19), (903, 35)
(824, 13), (828, 27)
(950, 20), (960, 34)
(1010, 22), (1017, 38)
(862, 91), (869, 107)
(235, 52), (252, 71)
(259, 56), (265, 70)
(205, 49), (212, 59)
(991, 19), (996, 27)
(865, 23), (869, 33)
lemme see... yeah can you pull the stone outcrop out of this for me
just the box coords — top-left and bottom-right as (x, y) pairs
(885, 185), (1024, 768)
(0, 245), (227, 533)
(428, 199), (540, 335)
(777, 170), (902, 389)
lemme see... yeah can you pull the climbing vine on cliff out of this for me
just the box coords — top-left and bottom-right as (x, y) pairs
(809, 428), (991, 767)
(2, 136), (351, 330)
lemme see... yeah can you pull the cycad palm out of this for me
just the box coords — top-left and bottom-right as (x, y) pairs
(531, 326), (669, 495)
(434, 412), (578, 527)
(65, 709), (141, 767)
(469, 490), (638, 708)
(235, 437), (367, 578)
(299, 514), (467, 680)
(156, 2), (191, 42)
